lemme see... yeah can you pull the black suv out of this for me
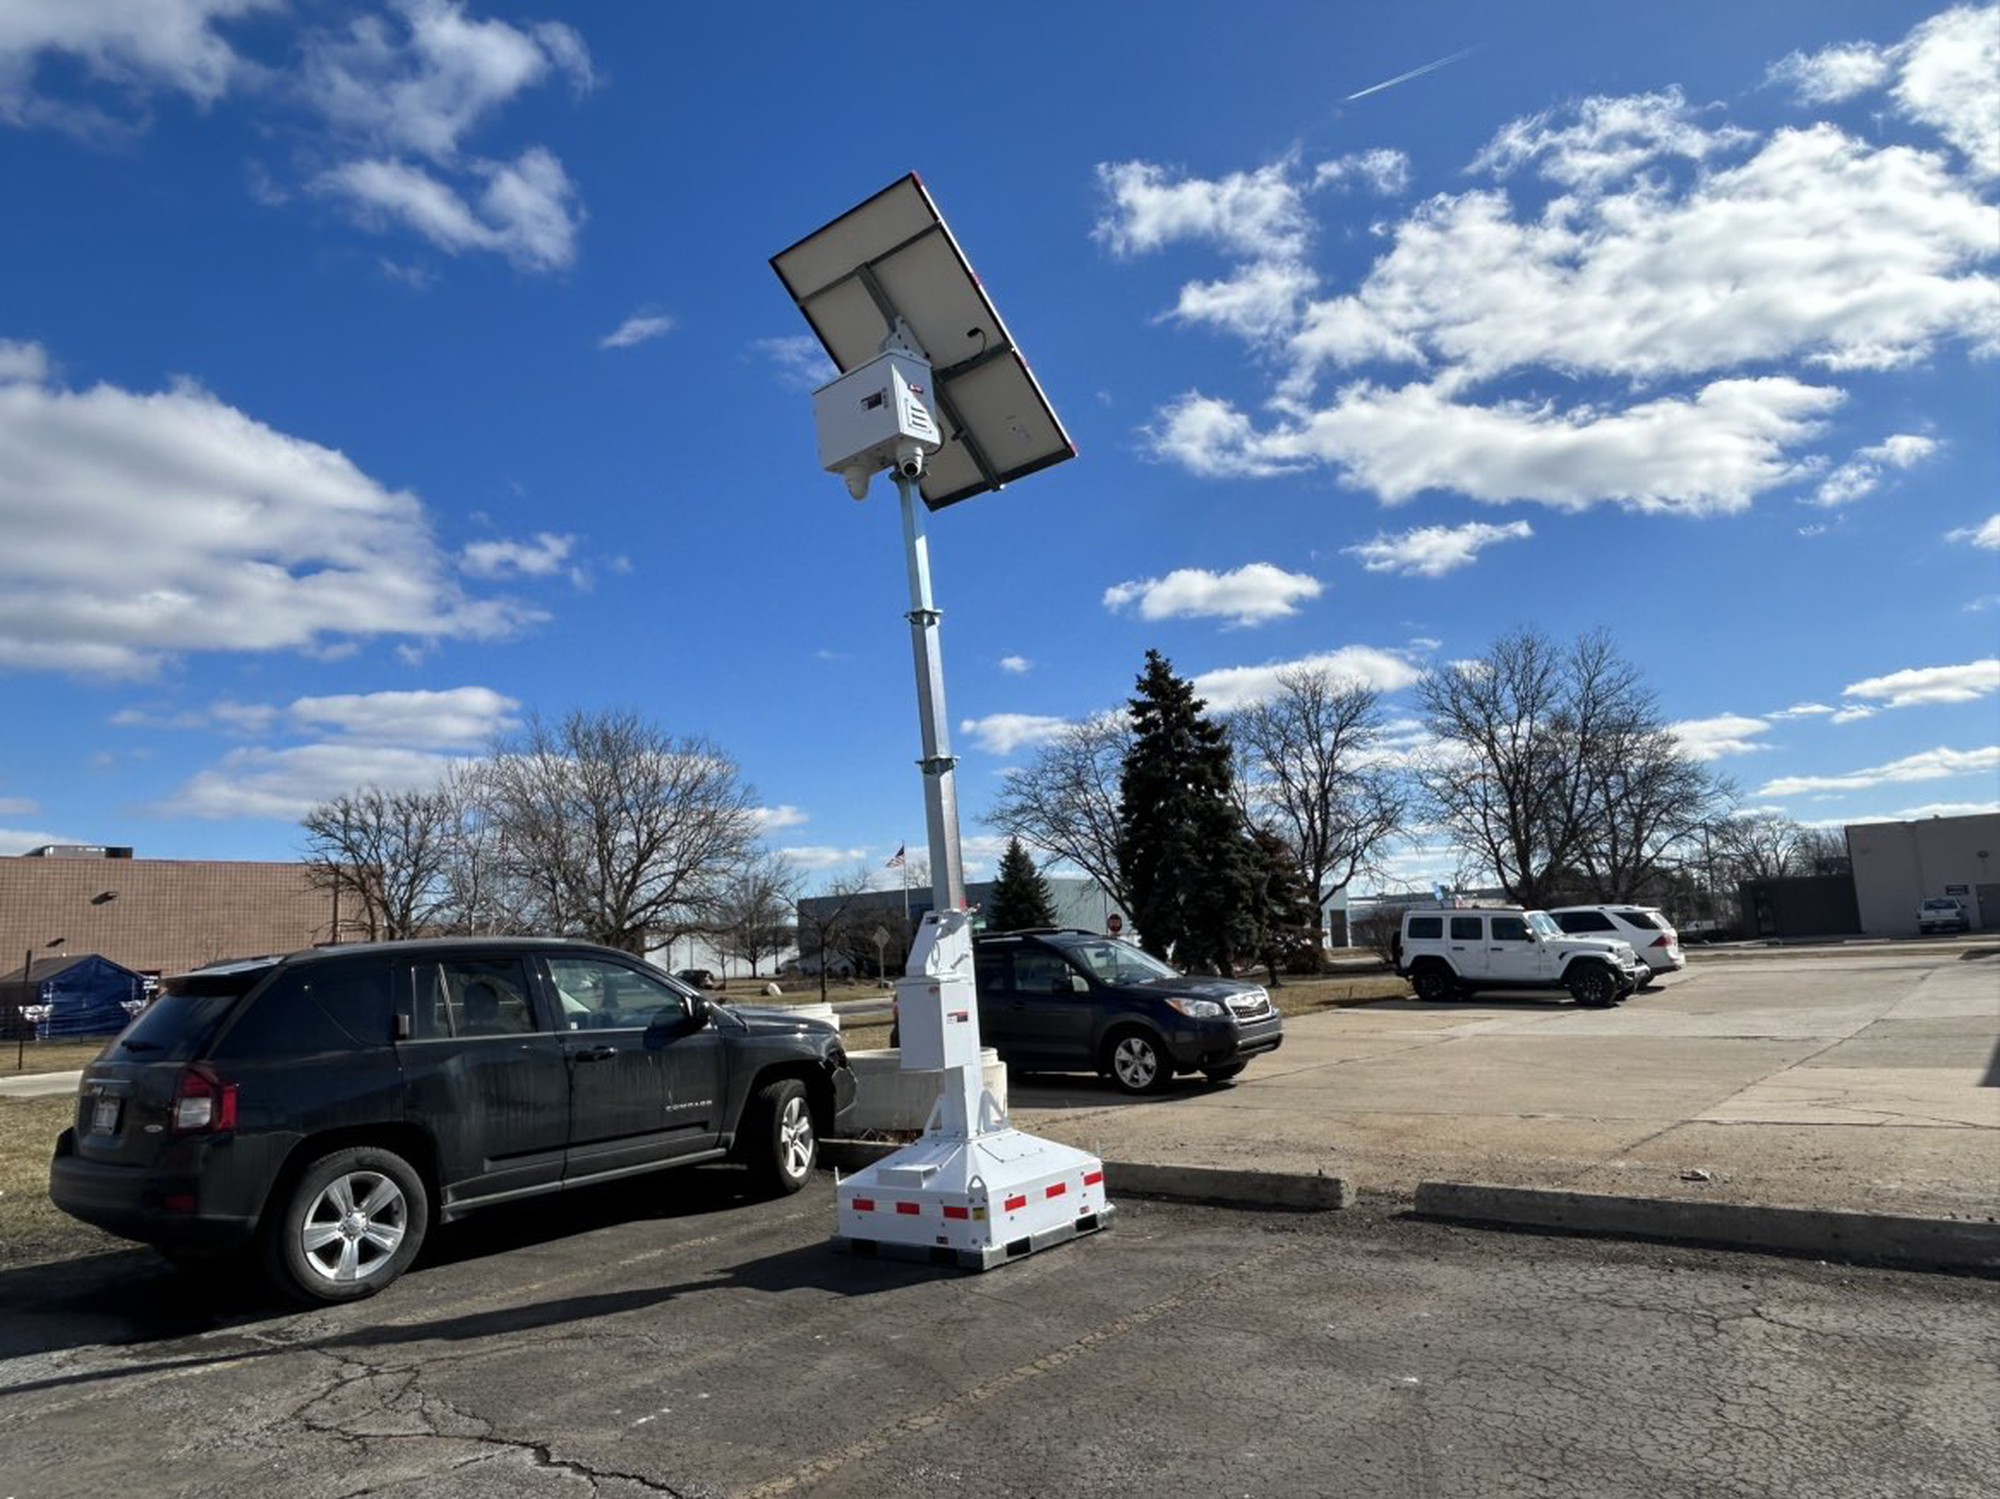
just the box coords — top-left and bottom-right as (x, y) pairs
(50, 937), (856, 1303)
(972, 930), (1283, 1094)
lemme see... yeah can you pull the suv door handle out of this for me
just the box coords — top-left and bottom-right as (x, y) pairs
(575, 1046), (618, 1062)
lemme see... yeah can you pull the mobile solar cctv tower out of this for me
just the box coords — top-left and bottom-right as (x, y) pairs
(773, 175), (1113, 1267)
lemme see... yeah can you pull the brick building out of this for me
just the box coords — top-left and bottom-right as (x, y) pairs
(1, 846), (336, 982)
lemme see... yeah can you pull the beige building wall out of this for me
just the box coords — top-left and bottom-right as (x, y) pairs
(1846, 813), (2000, 935)
(1, 856), (336, 979)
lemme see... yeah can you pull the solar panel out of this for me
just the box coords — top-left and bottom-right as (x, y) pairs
(772, 174), (1076, 509)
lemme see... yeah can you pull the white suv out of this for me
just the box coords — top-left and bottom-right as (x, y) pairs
(1917, 897), (1970, 935)
(1549, 905), (1685, 983)
(1396, 906), (1645, 1008)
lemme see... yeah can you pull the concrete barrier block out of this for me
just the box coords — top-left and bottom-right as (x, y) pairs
(842, 1048), (1006, 1134)
(1414, 1181), (2000, 1275)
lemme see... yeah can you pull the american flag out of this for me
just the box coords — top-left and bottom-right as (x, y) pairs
(884, 843), (905, 868)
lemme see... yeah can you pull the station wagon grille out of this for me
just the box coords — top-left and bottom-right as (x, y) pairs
(1229, 991), (1272, 1019)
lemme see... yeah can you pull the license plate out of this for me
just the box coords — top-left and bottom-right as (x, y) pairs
(90, 1096), (121, 1134)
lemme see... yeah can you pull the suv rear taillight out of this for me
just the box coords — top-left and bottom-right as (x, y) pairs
(1650, 934), (1672, 948)
(170, 1064), (239, 1134)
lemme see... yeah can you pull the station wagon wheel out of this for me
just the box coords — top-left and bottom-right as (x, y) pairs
(748, 1078), (816, 1195)
(266, 1145), (428, 1304)
(1104, 1030), (1174, 1095)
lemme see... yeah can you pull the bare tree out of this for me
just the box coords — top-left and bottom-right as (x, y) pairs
(986, 714), (1133, 914)
(713, 851), (799, 979)
(1416, 628), (1717, 909)
(1230, 667), (1407, 923)
(301, 785), (460, 941)
(1574, 722), (1727, 902)
(794, 866), (874, 1004)
(476, 709), (757, 954)
(1711, 814), (1843, 881)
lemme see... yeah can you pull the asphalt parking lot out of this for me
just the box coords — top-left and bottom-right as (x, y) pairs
(2, 1178), (1996, 1499)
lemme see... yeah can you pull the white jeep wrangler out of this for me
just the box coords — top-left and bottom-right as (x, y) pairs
(1397, 906), (1645, 1008)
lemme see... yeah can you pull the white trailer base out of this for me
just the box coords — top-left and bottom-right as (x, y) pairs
(834, 1127), (1114, 1270)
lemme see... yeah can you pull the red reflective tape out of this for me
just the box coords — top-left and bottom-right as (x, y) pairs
(1045, 1182), (1067, 1199)
(1004, 1194), (1028, 1212)
(1083, 1170), (1104, 1187)
(942, 1205), (970, 1220)
(851, 1197), (875, 1213)
(895, 1201), (921, 1216)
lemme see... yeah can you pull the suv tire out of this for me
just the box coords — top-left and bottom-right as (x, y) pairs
(1104, 1029), (1174, 1095)
(1565, 964), (1620, 1009)
(745, 1078), (816, 1195)
(266, 1144), (429, 1304)
(1410, 963), (1458, 1003)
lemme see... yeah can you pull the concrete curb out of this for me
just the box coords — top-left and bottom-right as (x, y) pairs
(1413, 1181), (2000, 1276)
(823, 1140), (1353, 1212)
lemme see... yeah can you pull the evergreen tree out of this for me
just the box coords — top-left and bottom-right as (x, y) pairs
(986, 836), (1059, 931)
(1116, 649), (1256, 971)
(1247, 825), (1321, 984)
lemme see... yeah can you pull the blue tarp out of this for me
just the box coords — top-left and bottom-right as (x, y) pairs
(17, 954), (144, 1038)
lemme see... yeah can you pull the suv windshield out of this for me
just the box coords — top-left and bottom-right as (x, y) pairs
(1053, 938), (1181, 985)
(1526, 912), (1562, 939)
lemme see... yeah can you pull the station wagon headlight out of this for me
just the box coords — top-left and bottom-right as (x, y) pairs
(1165, 997), (1226, 1019)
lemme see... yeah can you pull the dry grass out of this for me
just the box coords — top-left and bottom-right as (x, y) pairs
(0, 1094), (122, 1269)
(3, 1038), (111, 1075)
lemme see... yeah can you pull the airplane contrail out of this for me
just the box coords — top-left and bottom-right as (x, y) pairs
(1344, 46), (1478, 102)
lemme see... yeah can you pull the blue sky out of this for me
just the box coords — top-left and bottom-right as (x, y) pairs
(2, 1), (1995, 895)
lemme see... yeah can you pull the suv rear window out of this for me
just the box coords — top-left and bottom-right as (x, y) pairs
(1556, 911), (1614, 933)
(1618, 910), (1666, 931)
(110, 990), (248, 1063)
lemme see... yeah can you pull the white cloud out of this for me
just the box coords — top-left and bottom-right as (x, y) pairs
(600, 312), (675, 350)
(999, 655), (1031, 674)
(1946, 514), (2000, 548)
(1344, 520), (1532, 576)
(1877, 798), (2000, 820)
(1103, 562), (1322, 626)
(1095, 159), (1311, 261)
(298, 0), (592, 164)
(1193, 646), (1422, 713)
(1766, 43), (1893, 104)
(1841, 658), (2000, 710)
(315, 146), (582, 272)
(1811, 432), (1939, 506)
(286, 686), (519, 748)
(0, 347), (537, 676)
(1113, 17), (2000, 516)
(0, 339), (51, 383)
(1160, 375), (1841, 515)
(1758, 744), (2000, 797)
(753, 805), (809, 832)
(1770, 702), (1836, 719)
(1893, 5), (2000, 180)
(0, 795), (38, 816)
(959, 713), (1072, 755)
(755, 335), (837, 391)
(461, 532), (575, 579)
(1471, 88), (1756, 189)
(777, 845), (867, 872)
(1314, 149), (1411, 196)
(158, 743), (468, 820)
(1670, 713), (1773, 761)
(0, 0), (273, 129)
